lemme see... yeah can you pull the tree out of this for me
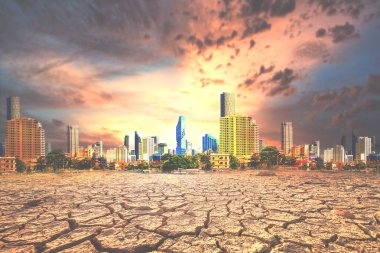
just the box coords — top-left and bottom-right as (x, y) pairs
(199, 154), (212, 170)
(260, 146), (280, 168)
(35, 156), (47, 171)
(230, 155), (240, 170)
(161, 155), (194, 172)
(248, 154), (261, 169)
(127, 163), (136, 170)
(15, 158), (26, 173)
(161, 153), (172, 161)
(46, 150), (69, 171)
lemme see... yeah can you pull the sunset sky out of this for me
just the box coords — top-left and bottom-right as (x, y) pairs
(1, 0), (380, 151)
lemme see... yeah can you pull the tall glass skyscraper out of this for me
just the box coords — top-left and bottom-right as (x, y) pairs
(176, 116), (186, 155)
(202, 134), (218, 153)
(124, 135), (129, 148)
(134, 131), (141, 160)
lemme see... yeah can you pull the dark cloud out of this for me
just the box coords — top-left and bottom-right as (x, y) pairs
(330, 99), (380, 127)
(316, 28), (326, 37)
(52, 119), (65, 127)
(259, 65), (275, 75)
(268, 68), (297, 96)
(242, 18), (271, 39)
(312, 85), (364, 111)
(216, 36), (226, 46)
(271, 0), (296, 16)
(329, 22), (358, 43)
(310, 0), (368, 18)
(249, 39), (256, 49)
(241, 0), (296, 17)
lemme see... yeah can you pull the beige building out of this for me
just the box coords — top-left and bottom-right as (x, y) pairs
(219, 114), (259, 157)
(5, 117), (45, 162)
(281, 121), (293, 155)
(0, 157), (16, 173)
(67, 125), (79, 157)
(210, 154), (230, 169)
(355, 137), (372, 163)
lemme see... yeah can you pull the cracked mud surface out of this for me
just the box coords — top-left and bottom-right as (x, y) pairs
(0, 171), (379, 252)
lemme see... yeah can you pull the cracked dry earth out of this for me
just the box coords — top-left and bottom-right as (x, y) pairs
(0, 171), (379, 253)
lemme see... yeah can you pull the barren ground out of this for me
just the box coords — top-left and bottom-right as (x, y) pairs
(0, 170), (379, 253)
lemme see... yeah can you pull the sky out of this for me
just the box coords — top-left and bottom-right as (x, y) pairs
(1, 0), (380, 152)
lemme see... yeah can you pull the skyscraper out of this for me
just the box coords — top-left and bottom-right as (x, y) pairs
(152, 136), (159, 153)
(45, 142), (52, 156)
(333, 145), (345, 163)
(281, 122), (293, 155)
(134, 131), (141, 160)
(202, 134), (218, 153)
(142, 136), (155, 161)
(323, 148), (334, 163)
(370, 136), (376, 153)
(176, 116), (186, 155)
(94, 141), (103, 157)
(352, 131), (357, 159)
(6, 117), (45, 161)
(6, 96), (20, 120)
(310, 140), (320, 158)
(67, 125), (79, 157)
(219, 114), (259, 157)
(259, 139), (265, 152)
(356, 137), (372, 162)
(124, 135), (129, 148)
(220, 92), (235, 117)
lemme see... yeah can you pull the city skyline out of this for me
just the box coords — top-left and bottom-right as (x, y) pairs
(0, 1), (380, 150)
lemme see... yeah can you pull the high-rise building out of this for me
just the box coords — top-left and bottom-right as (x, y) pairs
(323, 148), (333, 163)
(142, 136), (155, 161)
(281, 122), (293, 155)
(356, 137), (372, 163)
(106, 148), (116, 163)
(370, 136), (376, 153)
(202, 134), (218, 153)
(220, 92), (235, 117)
(67, 125), (79, 157)
(116, 145), (128, 163)
(45, 142), (52, 156)
(310, 140), (320, 158)
(6, 96), (20, 120)
(332, 145), (345, 163)
(176, 116), (186, 155)
(219, 114), (259, 157)
(158, 143), (168, 155)
(134, 131), (141, 160)
(259, 139), (265, 152)
(124, 135), (129, 148)
(5, 117), (45, 161)
(352, 131), (357, 159)
(152, 136), (159, 153)
(94, 141), (103, 158)
(186, 140), (193, 156)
